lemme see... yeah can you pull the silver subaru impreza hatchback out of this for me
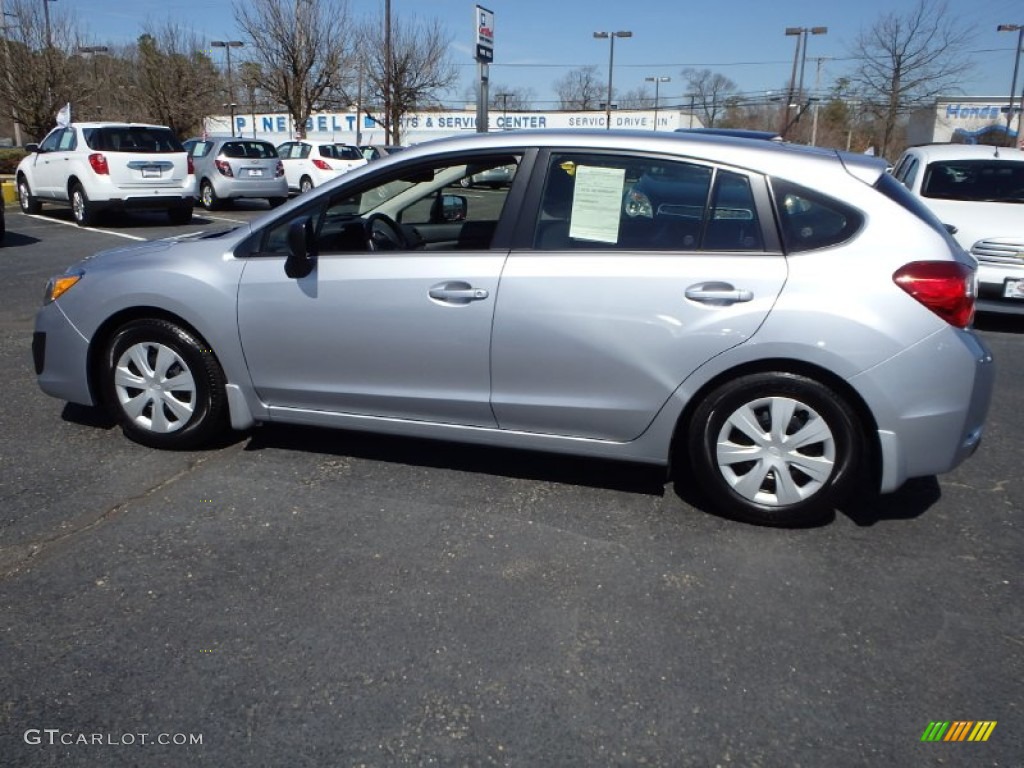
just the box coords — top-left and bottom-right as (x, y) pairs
(33, 130), (994, 526)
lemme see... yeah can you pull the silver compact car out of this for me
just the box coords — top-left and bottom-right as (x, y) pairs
(33, 131), (994, 526)
(184, 137), (288, 210)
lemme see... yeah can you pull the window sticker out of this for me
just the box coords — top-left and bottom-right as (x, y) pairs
(568, 165), (626, 244)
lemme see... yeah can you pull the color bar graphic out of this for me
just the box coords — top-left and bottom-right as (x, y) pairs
(921, 721), (996, 742)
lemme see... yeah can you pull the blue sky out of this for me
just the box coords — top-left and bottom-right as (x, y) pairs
(74, 0), (1022, 108)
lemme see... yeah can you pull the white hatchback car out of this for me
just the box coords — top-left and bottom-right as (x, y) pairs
(16, 122), (196, 226)
(276, 140), (368, 194)
(891, 143), (1024, 314)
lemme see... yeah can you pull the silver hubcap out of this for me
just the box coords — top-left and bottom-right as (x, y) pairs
(72, 191), (85, 221)
(19, 183), (29, 209)
(202, 184), (213, 207)
(715, 396), (836, 507)
(114, 342), (196, 433)
(301, 179), (312, 193)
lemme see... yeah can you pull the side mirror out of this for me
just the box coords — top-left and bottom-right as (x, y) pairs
(431, 193), (467, 223)
(25, 143), (39, 153)
(284, 217), (317, 278)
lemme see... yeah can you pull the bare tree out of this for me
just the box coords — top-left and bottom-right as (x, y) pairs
(849, 0), (975, 158)
(616, 85), (654, 110)
(234, 0), (355, 139)
(0, 0), (82, 141)
(360, 13), (458, 145)
(681, 68), (737, 129)
(486, 84), (535, 111)
(554, 66), (604, 110)
(132, 24), (220, 138)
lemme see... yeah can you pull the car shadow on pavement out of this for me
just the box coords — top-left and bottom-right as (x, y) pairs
(244, 423), (668, 497)
(61, 402), (117, 429)
(1, 230), (41, 247)
(974, 314), (1023, 334)
(836, 476), (941, 526)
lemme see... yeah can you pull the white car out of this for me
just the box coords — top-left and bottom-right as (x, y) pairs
(891, 143), (1024, 314)
(16, 122), (196, 226)
(275, 140), (368, 194)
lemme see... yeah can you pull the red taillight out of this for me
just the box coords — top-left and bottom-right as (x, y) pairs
(312, 158), (332, 171)
(893, 261), (976, 328)
(215, 159), (233, 177)
(187, 156), (195, 175)
(275, 160), (285, 177)
(88, 153), (108, 175)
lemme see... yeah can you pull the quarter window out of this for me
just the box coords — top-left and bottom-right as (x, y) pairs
(772, 178), (864, 252)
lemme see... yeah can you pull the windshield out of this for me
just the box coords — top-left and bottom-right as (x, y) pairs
(921, 159), (1024, 203)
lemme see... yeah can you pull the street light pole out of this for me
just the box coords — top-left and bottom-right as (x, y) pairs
(998, 24), (1023, 145)
(42, 0), (55, 48)
(78, 45), (108, 119)
(781, 25), (826, 139)
(644, 75), (670, 131)
(212, 40), (244, 137)
(594, 30), (632, 130)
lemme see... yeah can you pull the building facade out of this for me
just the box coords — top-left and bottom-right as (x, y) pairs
(907, 96), (1023, 146)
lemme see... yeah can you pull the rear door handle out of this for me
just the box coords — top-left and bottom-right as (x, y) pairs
(428, 281), (489, 304)
(685, 282), (754, 305)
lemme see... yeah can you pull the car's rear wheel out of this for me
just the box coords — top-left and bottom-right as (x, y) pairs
(299, 176), (314, 194)
(18, 176), (41, 214)
(103, 319), (228, 449)
(688, 372), (862, 526)
(200, 180), (220, 210)
(70, 183), (96, 226)
(167, 206), (193, 225)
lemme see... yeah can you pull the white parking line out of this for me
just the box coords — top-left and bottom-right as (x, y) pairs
(201, 214), (248, 224)
(22, 213), (147, 241)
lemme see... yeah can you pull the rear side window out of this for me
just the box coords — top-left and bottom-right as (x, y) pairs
(83, 127), (183, 153)
(771, 178), (863, 253)
(334, 145), (363, 161)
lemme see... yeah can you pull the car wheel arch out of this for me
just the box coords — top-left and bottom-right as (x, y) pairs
(87, 307), (222, 409)
(668, 357), (880, 491)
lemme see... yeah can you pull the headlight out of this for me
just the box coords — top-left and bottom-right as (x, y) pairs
(44, 272), (83, 304)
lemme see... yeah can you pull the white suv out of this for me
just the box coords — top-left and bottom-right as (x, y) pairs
(891, 143), (1024, 315)
(16, 122), (196, 226)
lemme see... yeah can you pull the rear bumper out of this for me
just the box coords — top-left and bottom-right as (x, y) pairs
(850, 327), (994, 493)
(92, 194), (194, 212)
(214, 176), (289, 200)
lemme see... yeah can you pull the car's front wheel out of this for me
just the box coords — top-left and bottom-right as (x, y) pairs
(18, 176), (41, 214)
(688, 373), (862, 526)
(70, 183), (97, 226)
(103, 319), (228, 449)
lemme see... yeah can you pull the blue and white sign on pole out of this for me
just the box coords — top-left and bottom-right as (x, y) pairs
(475, 5), (494, 63)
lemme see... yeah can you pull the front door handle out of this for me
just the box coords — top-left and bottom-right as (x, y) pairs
(685, 281), (754, 305)
(428, 281), (489, 304)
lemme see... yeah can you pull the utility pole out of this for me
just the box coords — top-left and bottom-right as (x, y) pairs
(0, 0), (21, 145)
(384, 0), (391, 144)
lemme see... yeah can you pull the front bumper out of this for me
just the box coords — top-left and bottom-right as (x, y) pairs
(34, 301), (94, 407)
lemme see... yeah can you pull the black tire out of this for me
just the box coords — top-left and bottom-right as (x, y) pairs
(200, 180), (220, 211)
(18, 175), (41, 214)
(687, 372), (862, 526)
(299, 176), (314, 194)
(268, 197), (287, 208)
(70, 183), (96, 226)
(167, 205), (193, 225)
(103, 319), (229, 450)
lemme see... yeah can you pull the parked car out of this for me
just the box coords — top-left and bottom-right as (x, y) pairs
(276, 140), (368, 193)
(459, 162), (516, 188)
(16, 122), (195, 226)
(33, 130), (993, 526)
(360, 144), (406, 161)
(182, 137), (288, 210)
(891, 143), (1024, 314)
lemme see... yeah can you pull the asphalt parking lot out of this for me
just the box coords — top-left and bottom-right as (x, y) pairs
(0, 201), (1021, 767)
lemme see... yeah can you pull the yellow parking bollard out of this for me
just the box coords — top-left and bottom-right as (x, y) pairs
(1, 180), (15, 205)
